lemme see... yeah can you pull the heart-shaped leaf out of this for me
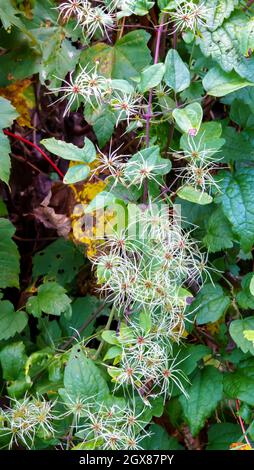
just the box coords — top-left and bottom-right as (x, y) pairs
(173, 103), (203, 135)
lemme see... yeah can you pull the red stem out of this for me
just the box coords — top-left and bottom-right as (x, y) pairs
(235, 399), (252, 448)
(3, 130), (64, 179)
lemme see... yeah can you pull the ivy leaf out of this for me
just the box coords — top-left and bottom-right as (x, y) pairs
(0, 218), (20, 288)
(203, 207), (234, 253)
(26, 282), (72, 317)
(164, 49), (190, 92)
(0, 300), (28, 341)
(80, 30), (152, 82)
(190, 283), (230, 325)
(230, 318), (254, 355)
(138, 63), (165, 92)
(224, 366), (254, 406)
(60, 345), (109, 403)
(216, 168), (254, 252)
(203, 67), (254, 97)
(41, 137), (96, 163)
(172, 102), (203, 135)
(179, 366), (223, 436)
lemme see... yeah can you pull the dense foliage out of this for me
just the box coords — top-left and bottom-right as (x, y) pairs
(1, 0), (254, 451)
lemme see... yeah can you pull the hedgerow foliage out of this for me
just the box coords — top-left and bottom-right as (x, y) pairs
(1, 0), (254, 450)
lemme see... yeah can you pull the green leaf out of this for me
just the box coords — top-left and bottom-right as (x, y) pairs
(230, 101), (254, 129)
(237, 17), (254, 56)
(0, 300), (28, 340)
(230, 318), (254, 355)
(85, 191), (116, 213)
(203, 67), (254, 97)
(0, 218), (20, 288)
(216, 168), (254, 252)
(103, 346), (122, 361)
(0, 42), (40, 87)
(39, 33), (80, 87)
(203, 207), (234, 253)
(180, 366), (223, 436)
(142, 423), (183, 450)
(180, 121), (225, 158)
(80, 30), (152, 82)
(124, 146), (171, 184)
(63, 164), (90, 184)
(26, 282), (71, 317)
(138, 63), (165, 92)
(207, 423), (241, 450)
(0, 342), (32, 398)
(236, 273), (254, 310)
(220, 127), (254, 162)
(60, 345), (109, 402)
(205, 0), (241, 31)
(0, 132), (12, 186)
(250, 274), (254, 296)
(41, 137), (96, 163)
(101, 330), (120, 345)
(190, 283), (230, 325)
(33, 239), (84, 285)
(0, 342), (27, 380)
(197, 12), (254, 81)
(0, 97), (19, 129)
(117, 0), (155, 17)
(93, 107), (117, 147)
(60, 296), (107, 340)
(37, 318), (62, 349)
(177, 186), (213, 205)
(224, 366), (254, 406)
(172, 102), (203, 135)
(0, 0), (24, 30)
(0, 98), (19, 184)
(164, 49), (190, 92)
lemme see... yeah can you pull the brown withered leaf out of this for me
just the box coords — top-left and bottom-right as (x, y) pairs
(34, 191), (71, 238)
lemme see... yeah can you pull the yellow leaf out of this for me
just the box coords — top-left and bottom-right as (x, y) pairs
(243, 329), (254, 343)
(0, 79), (35, 128)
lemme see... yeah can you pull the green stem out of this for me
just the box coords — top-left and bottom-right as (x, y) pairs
(94, 307), (116, 360)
